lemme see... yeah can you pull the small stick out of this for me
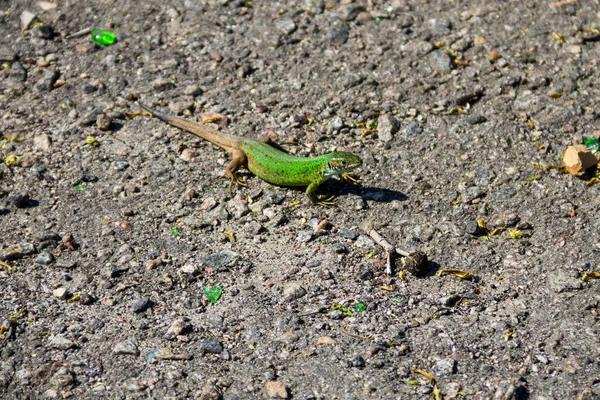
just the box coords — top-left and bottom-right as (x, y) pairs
(549, 0), (577, 8)
(385, 252), (393, 275)
(65, 28), (92, 40)
(364, 226), (429, 276)
(367, 229), (394, 252)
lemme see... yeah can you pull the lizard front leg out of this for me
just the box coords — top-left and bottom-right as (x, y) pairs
(222, 149), (248, 193)
(306, 178), (335, 206)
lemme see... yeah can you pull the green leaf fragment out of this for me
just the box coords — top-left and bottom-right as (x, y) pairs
(332, 304), (354, 317)
(204, 286), (223, 304)
(585, 137), (600, 152)
(171, 229), (180, 236)
(75, 183), (85, 191)
(353, 302), (367, 313)
(91, 29), (117, 46)
(366, 120), (378, 130)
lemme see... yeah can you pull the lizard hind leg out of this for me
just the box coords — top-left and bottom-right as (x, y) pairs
(221, 149), (248, 193)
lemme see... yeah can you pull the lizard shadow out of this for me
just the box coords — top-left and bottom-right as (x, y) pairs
(326, 179), (408, 203)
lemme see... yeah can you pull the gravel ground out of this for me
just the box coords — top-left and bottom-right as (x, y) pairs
(2, 0), (600, 399)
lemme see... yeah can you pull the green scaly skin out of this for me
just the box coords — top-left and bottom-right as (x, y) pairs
(138, 103), (362, 205)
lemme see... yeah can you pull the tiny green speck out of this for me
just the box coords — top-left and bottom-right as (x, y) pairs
(353, 302), (367, 312)
(171, 229), (180, 236)
(75, 183), (85, 191)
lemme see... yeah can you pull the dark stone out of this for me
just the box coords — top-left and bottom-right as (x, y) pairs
(199, 338), (224, 355)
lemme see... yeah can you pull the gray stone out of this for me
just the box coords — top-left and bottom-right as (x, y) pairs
(432, 358), (457, 377)
(276, 18), (297, 36)
(329, 19), (349, 46)
(113, 160), (130, 171)
(377, 115), (399, 142)
(35, 70), (60, 92)
(113, 339), (139, 355)
(49, 335), (75, 350)
(283, 283), (306, 301)
(36, 251), (55, 265)
(429, 50), (453, 73)
(328, 116), (345, 131)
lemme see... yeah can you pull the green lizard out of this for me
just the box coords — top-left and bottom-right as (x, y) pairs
(138, 103), (362, 205)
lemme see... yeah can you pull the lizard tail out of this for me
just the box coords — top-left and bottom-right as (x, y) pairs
(138, 103), (172, 123)
(138, 102), (237, 150)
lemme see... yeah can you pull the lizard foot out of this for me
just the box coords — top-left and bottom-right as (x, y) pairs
(341, 172), (360, 183)
(315, 195), (336, 207)
(220, 171), (247, 194)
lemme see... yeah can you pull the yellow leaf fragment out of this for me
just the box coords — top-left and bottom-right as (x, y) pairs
(587, 177), (600, 187)
(436, 269), (474, 280)
(552, 32), (565, 43)
(477, 219), (486, 229)
(223, 230), (236, 243)
(5, 154), (22, 166)
(509, 230), (522, 239)
(451, 193), (461, 205)
(66, 292), (81, 303)
(2, 135), (25, 142)
(488, 227), (506, 237)
(582, 272), (600, 282)
(531, 161), (564, 172)
(9, 306), (26, 321)
(448, 107), (464, 114)
(412, 368), (436, 385)
(0, 260), (13, 273)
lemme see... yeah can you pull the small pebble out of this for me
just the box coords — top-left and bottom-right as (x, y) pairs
(36, 251), (55, 265)
(199, 338), (224, 354)
(52, 287), (67, 300)
(131, 297), (151, 313)
(264, 381), (289, 399)
(282, 283), (306, 301)
(20, 11), (37, 30)
(113, 339), (140, 355)
(49, 335), (75, 350)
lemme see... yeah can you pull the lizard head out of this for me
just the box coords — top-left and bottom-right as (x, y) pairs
(322, 151), (363, 178)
